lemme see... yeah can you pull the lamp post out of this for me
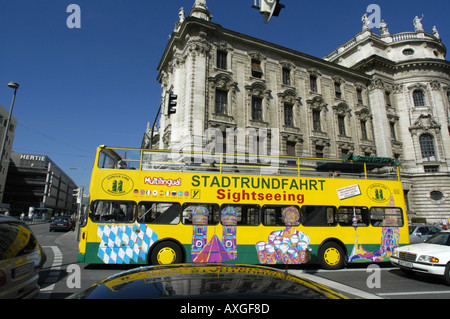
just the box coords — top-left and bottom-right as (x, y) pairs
(0, 82), (19, 171)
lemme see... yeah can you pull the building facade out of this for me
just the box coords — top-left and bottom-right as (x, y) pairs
(323, 19), (450, 223)
(143, 1), (450, 222)
(0, 103), (17, 206)
(3, 152), (78, 217)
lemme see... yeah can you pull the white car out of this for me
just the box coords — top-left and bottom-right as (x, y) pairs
(390, 230), (450, 285)
(409, 224), (443, 244)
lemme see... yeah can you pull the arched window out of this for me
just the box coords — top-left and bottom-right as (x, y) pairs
(420, 134), (436, 161)
(413, 90), (425, 107)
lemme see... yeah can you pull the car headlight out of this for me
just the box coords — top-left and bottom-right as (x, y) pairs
(392, 249), (399, 258)
(417, 255), (439, 263)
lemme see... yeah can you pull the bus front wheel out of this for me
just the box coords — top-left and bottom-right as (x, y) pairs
(150, 241), (183, 265)
(318, 242), (345, 270)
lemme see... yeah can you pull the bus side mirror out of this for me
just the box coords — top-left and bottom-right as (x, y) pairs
(89, 202), (95, 217)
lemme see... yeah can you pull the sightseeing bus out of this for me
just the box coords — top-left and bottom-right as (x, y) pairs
(77, 145), (409, 270)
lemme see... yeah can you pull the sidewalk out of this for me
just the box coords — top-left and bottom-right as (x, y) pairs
(25, 219), (49, 226)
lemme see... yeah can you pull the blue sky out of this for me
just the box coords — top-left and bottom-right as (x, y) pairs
(1, 0), (449, 192)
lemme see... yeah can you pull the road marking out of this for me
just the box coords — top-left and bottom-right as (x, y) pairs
(38, 246), (63, 299)
(289, 270), (384, 299)
(39, 284), (55, 293)
(298, 267), (397, 273)
(378, 290), (450, 296)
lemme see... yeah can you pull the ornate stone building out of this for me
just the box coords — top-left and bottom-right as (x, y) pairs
(143, 0), (450, 222)
(323, 17), (450, 222)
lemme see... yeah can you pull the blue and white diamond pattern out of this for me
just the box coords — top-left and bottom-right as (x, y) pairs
(97, 223), (158, 264)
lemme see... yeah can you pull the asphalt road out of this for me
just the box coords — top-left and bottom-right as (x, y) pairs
(30, 223), (450, 299)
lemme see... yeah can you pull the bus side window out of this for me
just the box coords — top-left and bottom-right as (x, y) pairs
(370, 207), (403, 227)
(91, 200), (135, 223)
(262, 208), (280, 226)
(137, 202), (181, 225)
(181, 203), (220, 226)
(220, 204), (260, 226)
(262, 205), (300, 227)
(338, 207), (369, 227)
(301, 206), (337, 227)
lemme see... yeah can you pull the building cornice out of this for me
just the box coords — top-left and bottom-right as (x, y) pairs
(352, 55), (450, 76)
(157, 17), (371, 83)
(324, 29), (447, 64)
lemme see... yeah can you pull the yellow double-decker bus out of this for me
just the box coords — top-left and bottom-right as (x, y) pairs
(77, 145), (409, 270)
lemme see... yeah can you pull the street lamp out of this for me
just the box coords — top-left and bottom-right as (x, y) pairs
(0, 82), (19, 170)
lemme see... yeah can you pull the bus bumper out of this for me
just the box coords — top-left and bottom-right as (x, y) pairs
(77, 252), (85, 263)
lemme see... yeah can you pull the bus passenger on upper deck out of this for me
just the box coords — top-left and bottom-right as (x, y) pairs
(327, 171), (340, 177)
(118, 160), (127, 169)
(207, 163), (219, 172)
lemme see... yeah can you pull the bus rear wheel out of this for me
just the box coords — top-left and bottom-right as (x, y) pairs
(150, 241), (183, 265)
(318, 242), (345, 270)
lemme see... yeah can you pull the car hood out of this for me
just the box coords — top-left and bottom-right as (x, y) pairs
(397, 243), (450, 256)
(68, 264), (349, 299)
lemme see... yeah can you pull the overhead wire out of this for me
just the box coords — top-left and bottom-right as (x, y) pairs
(17, 123), (94, 154)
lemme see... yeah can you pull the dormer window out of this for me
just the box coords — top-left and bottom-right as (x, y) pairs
(335, 82), (342, 99)
(338, 115), (346, 136)
(385, 91), (391, 107)
(357, 88), (363, 104)
(217, 50), (227, 70)
(310, 76), (317, 93)
(282, 68), (290, 86)
(390, 122), (396, 140)
(313, 110), (321, 131)
(251, 60), (263, 78)
(361, 120), (368, 140)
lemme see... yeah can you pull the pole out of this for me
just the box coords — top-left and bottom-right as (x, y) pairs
(149, 105), (161, 149)
(76, 187), (84, 241)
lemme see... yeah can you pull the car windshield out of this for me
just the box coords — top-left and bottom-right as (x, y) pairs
(55, 217), (69, 222)
(409, 226), (415, 234)
(425, 232), (450, 246)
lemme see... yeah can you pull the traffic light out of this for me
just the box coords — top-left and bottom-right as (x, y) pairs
(272, 0), (285, 17)
(167, 93), (177, 116)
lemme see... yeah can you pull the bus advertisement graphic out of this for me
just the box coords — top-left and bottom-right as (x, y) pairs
(102, 174), (134, 196)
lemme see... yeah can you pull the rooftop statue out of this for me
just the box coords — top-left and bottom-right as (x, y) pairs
(379, 20), (389, 35)
(179, 7), (185, 24)
(433, 26), (440, 39)
(362, 13), (370, 31)
(194, 0), (207, 8)
(413, 14), (424, 32)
